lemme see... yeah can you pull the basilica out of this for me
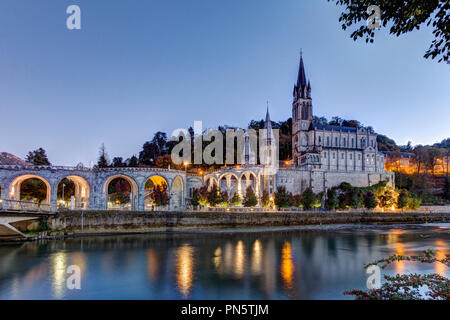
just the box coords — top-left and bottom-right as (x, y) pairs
(203, 55), (394, 197)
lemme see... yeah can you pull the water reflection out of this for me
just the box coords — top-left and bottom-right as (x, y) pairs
(0, 224), (447, 300)
(50, 252), (67, 299)
(251, 240), (262, 275)
(280, 242), (294, 292)
(174, 244), (194, 298)
(434, 240), (447, 276)
(234, 241), (245, 279)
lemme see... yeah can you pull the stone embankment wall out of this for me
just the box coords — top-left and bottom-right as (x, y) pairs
(50, 210), (449, 234)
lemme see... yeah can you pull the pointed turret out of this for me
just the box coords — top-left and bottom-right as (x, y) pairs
(296, 54), (307, 90)
(264, 104), (272, 130)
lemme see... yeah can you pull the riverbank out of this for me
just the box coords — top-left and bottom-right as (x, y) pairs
(49, 210), (448, 235)
(2, 210), (448, 242)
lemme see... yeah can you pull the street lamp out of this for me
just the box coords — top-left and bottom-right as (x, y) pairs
(183, 160), (189, 173)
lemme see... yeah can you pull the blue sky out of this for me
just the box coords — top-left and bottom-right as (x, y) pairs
(0, 0), (449, 166)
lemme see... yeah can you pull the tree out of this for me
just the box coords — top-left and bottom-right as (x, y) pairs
(378, 189), (395, 209)
(150, 182), (170, 207)
(397, 190), (409, 209)
(127, 155), (139, 167)
(198, 186), (209, 206)
(261, 190), (271, 207)
(363, 191), (378, 209)
(26, 148), (51, 165)
(220, 191), (229, 207)
(112, 157), (124, 168)
(207, 185), (222, 207)
(329, 0), (450, 63)
(325, 188), (338, 210)
(300, 187), (315, 210)
(191, 189), (199, 208)
(109, 179), (131, 205)
(444, 176), (450, 202)
(347, 189), (361, 209)
(243, 186), (258, 207)
(97, 143), (109, 168)
(274, 186), (292, 208)
(230, 192), (242, 206)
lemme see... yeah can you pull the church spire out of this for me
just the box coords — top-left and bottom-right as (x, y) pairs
(296, 52), (307, 89)
(264, 101), (272, 130)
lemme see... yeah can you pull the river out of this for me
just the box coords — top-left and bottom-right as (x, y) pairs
(0, 223), (448, 299)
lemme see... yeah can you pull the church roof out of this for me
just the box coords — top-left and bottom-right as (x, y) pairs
(313, 123), (357, 133)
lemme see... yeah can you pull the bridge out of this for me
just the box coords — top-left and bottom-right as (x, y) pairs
(0, 199), (56, 239)
(0, 164), (205, 212)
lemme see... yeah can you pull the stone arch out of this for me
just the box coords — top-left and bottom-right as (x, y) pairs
(103, 174), (138, 210)
(205, 176), (218, 191)
(56, 175), (90, 209)
(143, 175), (169, 210)
(171, 176), (184, 209)
(218, 173), (240, 197)
(240, 171), (257, 196)
(8, 174), (51, 203)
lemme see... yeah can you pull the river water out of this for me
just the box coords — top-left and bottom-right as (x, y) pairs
(0, 223), (448, 300)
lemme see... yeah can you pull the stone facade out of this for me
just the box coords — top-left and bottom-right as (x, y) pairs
(207, 55), (394, 197)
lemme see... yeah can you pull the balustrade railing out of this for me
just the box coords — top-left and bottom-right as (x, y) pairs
(0, 199), (57, 213)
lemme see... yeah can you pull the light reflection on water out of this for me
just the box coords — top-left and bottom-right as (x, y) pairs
(0, 224), (448, 300)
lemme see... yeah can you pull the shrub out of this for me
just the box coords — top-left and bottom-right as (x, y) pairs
(378, 189), (395, 209)
(397, 190), (408, 209)
(230, 192), (242, 206)
(220, 191), (229, 207)
(191, 189), (200, 207)
(363, 191), (378, 209)
(325, 188), (338, 210)
(347, 189), (361, 209)
(243, 186), (258, 207)
(300, 188), (315, 210)
(207, 185), (222, 207)
(292, 194), (302, 207)
(38, 218), (50, 231)
(274, 186), (292, 208)
(261, 190), (271, 207)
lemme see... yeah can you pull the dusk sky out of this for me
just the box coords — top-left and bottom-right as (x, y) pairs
(0, 0), (449, 166)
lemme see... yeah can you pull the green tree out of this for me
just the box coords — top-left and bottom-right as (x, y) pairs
(220, 191), (229, 207)
(261, 190), (271, 207)
(325, 188), (338, 210)
(397, 190), (409, 209)
(150, 182), (170, 206)
(243, 186), (258, 207)
(127, 155), (139, 167)
(329, 0), (450, 62)
(97, 143), (109, 168)
(207, 185), (222, 207)
(230, 192), (242, 206)
(363, 191), (378, 209)
(274, 186), (292, 208)
(26, 148), (51, 165)
(347, 189), (361, 209)
(109, 179), (131, 205)
(300, 187), (315, 210)
(112, 157), (124, 167)
(378, 189), (395, 209)
(191, 189), (200, 208)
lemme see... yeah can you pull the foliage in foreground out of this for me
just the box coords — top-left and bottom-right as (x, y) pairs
(344, 249), (450, 300)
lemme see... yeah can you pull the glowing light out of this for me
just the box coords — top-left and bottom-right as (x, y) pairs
(174, 245), (194, 298)
(251, 240), (262, 275)
(146, 249), (159, 281)
(51, 252), (67, 299)
(391, 205), (395, 211)
(234, 241), (245, 278)
(281, 242), (294, 291)
(434, 240), (447, 276)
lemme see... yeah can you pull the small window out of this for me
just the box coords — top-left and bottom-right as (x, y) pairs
(341, 153), (344, 159)
(350, 153), (353, 160)
(332, 152), (336, 159)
